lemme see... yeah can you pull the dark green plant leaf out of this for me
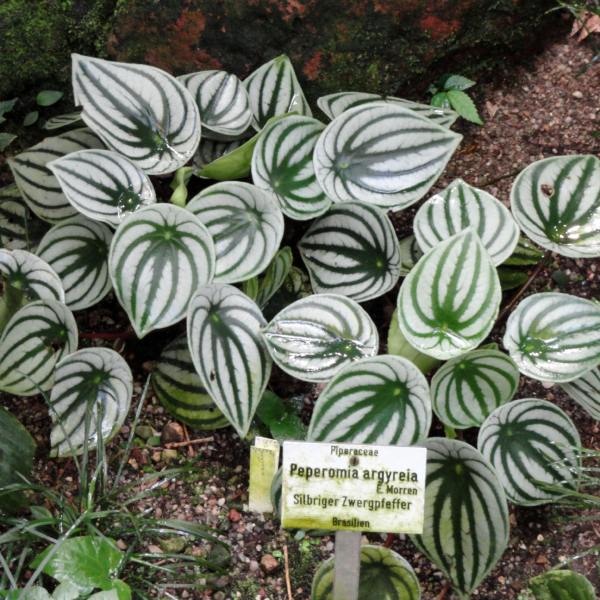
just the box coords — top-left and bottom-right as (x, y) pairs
(256, 391), (307, 441)
(23, 111), (39, 126)
(446, 90), (483, 125)
(0, 98), (18, 117)
(440, 74), (476, 91)
(529, 569), (596, 600)
(502, 236), (545, 266)
(0, 133), (17, 152)
(36, 90), (63, 107)
(430, 92), (450, 109)
(497, 267), (528, 291)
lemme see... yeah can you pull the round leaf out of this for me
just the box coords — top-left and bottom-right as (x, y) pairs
(299, 201), (401, 302)
(478, 398), (581, 506)
(529, 569), (596, 600)
(187, 181), (283, 283)
(308, 355), (431, 445)
(503, 292), (600, 383)
(36, 90), (63, 107)
(263, 293), (379, 382)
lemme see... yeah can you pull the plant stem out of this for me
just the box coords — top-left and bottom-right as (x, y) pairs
(444, 425), (457, 439)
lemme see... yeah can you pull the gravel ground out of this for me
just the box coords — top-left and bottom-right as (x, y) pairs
(1, 21), (599, 600)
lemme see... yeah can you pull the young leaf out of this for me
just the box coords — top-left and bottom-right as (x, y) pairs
(49, 149), (157, 226)
(23, 111), (39, 126)
(410, 438), (509, 600)
(478, 399), (581, 506)
(529, 569), (596, 600)
(187, 181), (284, 283)
(244, 54), (311, 129)
(299, 201), (401, 302)
(72, 54), (201, 175)
(256, 391), (307, 441)
(0, 98), (17, 118)
(308, 355), (431, 445)
(560, 367), (600, 420)
(0, 132), (18, 152)
(36, 90), (63, 107)
(431, 349), (520, 429)
(446, 90), (483, 125)
(313, 102), (462, 210)
(43, 111), (83, 131)
(397, 229), (502, 360)
(414, 179), (519, 266)
(317, 91), (458, 128)
(187, 284), (272, 438)
(0, 299), (78, 396)
(252, 246), (293, 309)
(109, 204), (215, 337)
(503, 292), (600, 382)
(37, 216), (113, 311)
(502, 235), (545, 266)
(251, 115), (331, 220)
(8, 128), (104, 223)
(497, 267), (528, 291)
(179, 70), (252, 140)
(510, 155), (600, 258)
(49, 348), (133, 457)
(430, 92), (450, 109)
(0, 249), (65, 303)
(262, 293), (379, 382)
(152, 334), (228, 430)
(398, 235), (423, 277)
(440, 74), (476, 91)
(311, 545), (421, 600)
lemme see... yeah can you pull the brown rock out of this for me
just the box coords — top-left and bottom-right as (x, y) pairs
(161, 421), (185, 445)
(228, 508), (242, 522)
(260, 554), (279, 574)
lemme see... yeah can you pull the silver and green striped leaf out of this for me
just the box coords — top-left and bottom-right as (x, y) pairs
(49, 348), (133, 457)
(0, 184), (48, 251)
(43, 111), (83, 131)
(0, 299), (78, 396)
(398, 235), (423, 277)
(529, 569), (597, 600)
(410, 438), (509, 600)
(313, 102), (462, 210)
(308, 355), (431, 445)
(251, 115), (331, 220)
(397, 229), (502, 360)
(152, 334), (228, 430)
(49, 149), (157, 227)
(187, 181), (284, 283)
(179, 70), (252, 140)
(511, 155), (600, 258)
(414, 179), (519, 266)
(503, 292), (600, 383)
(244, 55), (311, 130)
(431, 349), (520, 429)
(72, 54), (201, 175)
(299, 201), (401, 302)
(192, 138), (244, 175)
(0, 249), (64, 303)
(245, 246), (293, 309)
(560, 367), (600, 420)
(7, 128), (104, 223)
(317, 90), (458, 128)
(187, 284), (272, 438)
(477, 398), (581, 506)
(109, 204), (215, 337)
(311, 546), (421, 600)
(502, 235), (545, 267)
(262, 293), (378, 382)
(37, 215), (113, 311)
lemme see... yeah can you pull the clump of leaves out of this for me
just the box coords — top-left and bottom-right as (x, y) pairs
(429, 73), (483, 124)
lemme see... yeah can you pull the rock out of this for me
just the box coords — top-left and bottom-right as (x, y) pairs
(162, 449), (179, 462)
(228, 508), (242, 522)
(249, 560), (260, 573)
(572, 90), (584, 99)
(159, 536), (187, 553)
(135, 425), (154, 440)
(260, 554), (279, 574)
(147, 544), (162, 554)
(161, 421), (185, 445)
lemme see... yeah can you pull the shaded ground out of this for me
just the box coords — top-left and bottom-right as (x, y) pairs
(1, 21), (600, 600)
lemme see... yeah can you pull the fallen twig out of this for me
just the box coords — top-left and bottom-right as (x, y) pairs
(436, 582), (450, 600)
(163, 436), (214, 449)
(283, 544), (293, 600)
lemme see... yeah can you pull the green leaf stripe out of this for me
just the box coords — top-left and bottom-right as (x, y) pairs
(152, 335), (228, 430)
(0, 249), (64, 303)
(478, 399), (581, 506)
(308, 355), (431, 445)
(109, 204), (215, 337)
(0, 184), (48, 250)
(317, 91), (457, 128)
(244, 55), (312, 129)
(560, 367), (600, 420)
(0, 299), (78, 396)
(187, 284), (272, 438)
(299, 201), (401, 302)
(49, 149), (157, 226)
(431, 350), (520, 429)
(8, 128), (104, 223)
(503, 292), (600, 383)
(49, 348), (133, 457)
(72, 54), (201, 175)
(313, 102), (462, 210)
(410, 438), (509, 599)
(179, 70), (252, 140)
(43, 111), (83, 131)
(187, 181), (284, 283)
(311, 545), (421, 600)
(414, 179), (519, 266)
(397, 229), (501, 360)
(251, 115), (331, 220)
(510, 155), (600, 258)
(263, 293), (379, 382)
(37, 215), (113, 311)
(398, 235), (423, 277)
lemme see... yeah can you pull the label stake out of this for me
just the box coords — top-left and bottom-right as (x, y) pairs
(333, 530), (361, 600)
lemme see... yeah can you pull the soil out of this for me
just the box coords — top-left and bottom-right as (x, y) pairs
(1, 19), (600, 600)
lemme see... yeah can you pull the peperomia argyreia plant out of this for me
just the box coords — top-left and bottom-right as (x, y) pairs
(1, 52), (599, 599)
